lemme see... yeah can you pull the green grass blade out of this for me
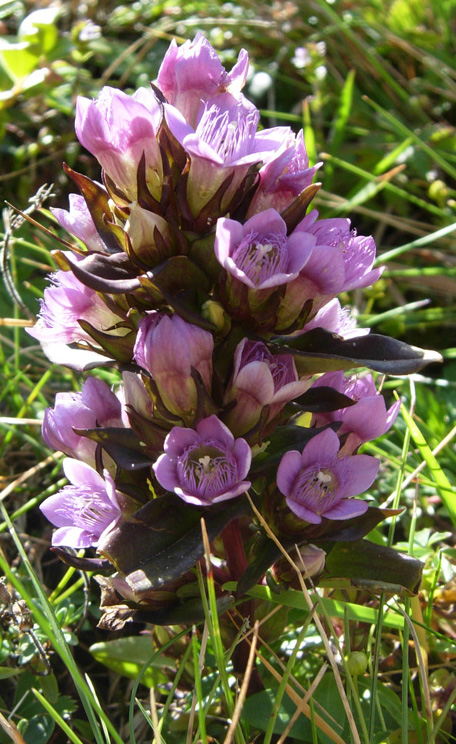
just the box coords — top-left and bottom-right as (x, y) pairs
(32, 688), (85, 744)
(400, 403), (456, 526)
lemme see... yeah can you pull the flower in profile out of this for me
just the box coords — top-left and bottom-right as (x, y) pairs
(224, 338), (311, 434)
(294, 210), (383, 300)
(42, 377), (125, 467)
(164, 94), (291, 217)
(277, 428), (379, 524)
(311, 371), (400, 453)
(215, 208), (314, 291)
(133, 312), (213, 418)
(157, 32), (249, 127)
(52, 194), (107, 252)
(40, 459), (122, 548)
(301, 298), (369, 338)
(75, 86), (163, 201)
(153, 415), (251, 506)
(27, 260), (123, 370)
(247, 130), (319, 216)
(275, 212), (382, 331)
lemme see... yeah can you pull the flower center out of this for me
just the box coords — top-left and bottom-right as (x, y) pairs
(292, 465), (340, 515)
(178, 442), (238, 498)
(70, 488), (118, 535)
(196, 101), (258, 162)
(232, 231), (288, 286)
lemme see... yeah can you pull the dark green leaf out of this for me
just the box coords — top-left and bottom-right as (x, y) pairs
(77, 320), (135, 363)
(270, 327), (442, 375)
(324, 540), (423, 595)
(99, 493), (252, 592)
(74, 427), (155, 470)
(292, 385), (356, 412)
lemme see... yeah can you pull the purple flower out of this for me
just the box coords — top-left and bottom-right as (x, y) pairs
(42, 377), (125, 466)
(157, 32), (249, 127)
(301, 299), (369, 338)
(294, 210), (383, 299)
(277, 428), (379, 524)
(224, 338), (311, 434)
(311, 371), (401, 453)
(153, 415), (251, 506)
(275, 212), (383, 330)
(75, 86), (163, 201)
(164, 94), (292, 216)
(27, 260), (123, 370)
(214, 208), (314, 290)
(40, 459), (122, 548)
(247, 130), (320, 216)
(52, 194), (107, 252)
(133, 312), (213, 418)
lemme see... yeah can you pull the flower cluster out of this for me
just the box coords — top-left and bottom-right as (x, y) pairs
(30, 34), (435, 627)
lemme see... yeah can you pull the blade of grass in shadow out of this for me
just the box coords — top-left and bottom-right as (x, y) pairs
(375, 222), (456, 264)
(0, 501), (123, 744)
(127, 627), (189, 744)
(320, 153), (446, 218)
(191, 624), (208, 744)
(199, 519), (246, 744)
(262, 621), (313, 744)
(364, 95), (456, 181)
(32, 688), (85, 744)
(325, 68), (356, 192)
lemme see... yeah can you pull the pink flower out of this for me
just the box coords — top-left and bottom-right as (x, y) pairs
(27, 259), (123, 370)
(294, 210), (383, 300)
(164, 94), (293, 216)
(133, 312), (213, 418)
(75, 86), (163, 201)
(215, 208), (314, 290)
(153, 415), (251, 506)
(52, 194), (107, 252)
(247, 130), (319, 216)
(224, 338), (311, 434)
(42, 377), (125, 466)
(311, 371), (401, 453)
(277, 428), (379, 524)
(40, 459), (122, 548)
(157, 32), (249, 127)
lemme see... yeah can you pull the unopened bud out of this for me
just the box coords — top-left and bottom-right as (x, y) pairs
(346, 651), (368, 676)
(201, 300), (231, 336)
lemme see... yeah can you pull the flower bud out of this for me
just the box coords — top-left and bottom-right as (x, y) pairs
(201, 300), (231, 336)
(346, 651), (368, 676)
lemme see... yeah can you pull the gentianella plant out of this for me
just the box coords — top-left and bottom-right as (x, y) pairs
(29, 35), (438, 642)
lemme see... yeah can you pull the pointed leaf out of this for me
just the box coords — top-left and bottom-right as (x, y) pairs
(281, 183), (321, 235)
(63, 164), (120, 253)
(324, 539), (423, 595)
(77, 320), (134, 363)
(270, 327), (442, 375)
(237, 535), (282, 596)
(292, 386), (356, 412)
(74, 427), (156, 470)
(55, 250), (142, 294)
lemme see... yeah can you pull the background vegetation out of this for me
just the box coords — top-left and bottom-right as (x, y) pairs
(1, 0), (456, 742)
